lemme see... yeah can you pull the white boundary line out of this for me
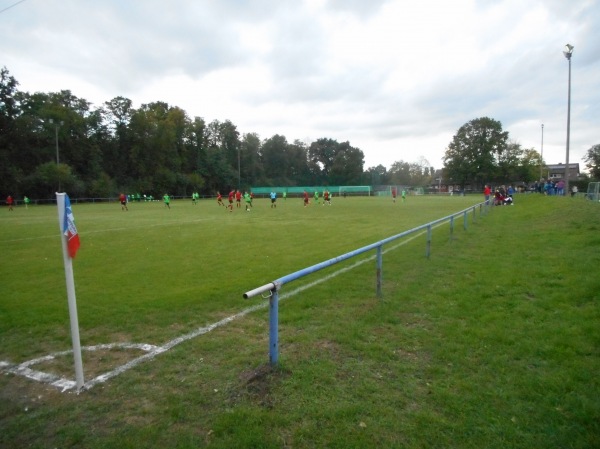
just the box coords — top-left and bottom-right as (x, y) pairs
(2, 227), (435, 392)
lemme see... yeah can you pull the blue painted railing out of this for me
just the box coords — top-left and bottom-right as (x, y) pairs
(244, 201), (491, 365)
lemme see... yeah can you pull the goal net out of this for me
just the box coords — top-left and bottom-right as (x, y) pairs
(587, 182), (600, 201)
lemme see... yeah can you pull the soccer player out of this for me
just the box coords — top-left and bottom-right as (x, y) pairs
(303, 190), (309, 207)
(484, 185), (491, 205)
(391, 187), (397, 203)
(270, 191), (277, 208)
(402, 190), (406, 203)
(244, 191), (252, 211)
(24, 196), (30, 209)
(235, 190), (242, 208)
(163, 193), (171, 209)
(283, 191), (287, 201)
(314, 190), (319, 205)
(323, 190), (331, 206)
(228, 190), (234, 211)
(217, 191), (224, 206)
(6, 195), (14, 211)
(119, 193), (128, 211)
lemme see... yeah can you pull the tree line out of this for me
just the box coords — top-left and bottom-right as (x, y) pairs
(1, 67), (435, 199)
(2, 66), (597, 200)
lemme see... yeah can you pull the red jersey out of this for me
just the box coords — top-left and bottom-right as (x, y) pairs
(235, 191), (242, 201)
(228, 191), (234, 201)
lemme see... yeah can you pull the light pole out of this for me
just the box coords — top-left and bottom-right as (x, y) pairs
(237, 146), (241, 190)
(540, 123), (544, 180)
(49, 119), (64, 191)
(563, 43), (574, 196)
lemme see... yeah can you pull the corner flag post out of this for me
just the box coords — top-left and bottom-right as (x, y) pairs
(56, 193), (85, 391)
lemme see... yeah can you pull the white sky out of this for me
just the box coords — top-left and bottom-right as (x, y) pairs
(1, 0), (599, 171)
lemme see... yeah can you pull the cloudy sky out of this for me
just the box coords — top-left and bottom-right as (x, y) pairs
(2, 0), (599, 171)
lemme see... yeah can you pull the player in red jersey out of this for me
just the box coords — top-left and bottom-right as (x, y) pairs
(227, 190), (234, 211)
(235, 190), (242, 208)
(119, 193), (128, 211)
(303, 190), (309, 207)
(217, 191), (224, 206)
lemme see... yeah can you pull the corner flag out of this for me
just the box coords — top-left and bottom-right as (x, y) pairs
(63, 194), (80, 258)
(56, 192), (85, 391)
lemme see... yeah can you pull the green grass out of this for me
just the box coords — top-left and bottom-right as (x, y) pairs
(1, 194), (599, 448)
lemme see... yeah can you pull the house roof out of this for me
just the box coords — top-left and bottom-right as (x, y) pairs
(546, 163), (580, 170)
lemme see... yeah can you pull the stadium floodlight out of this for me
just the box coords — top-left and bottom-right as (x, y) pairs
(49, 119), (64, 191)
(540, 124), (544, 180)
(563, 43), (573, 196)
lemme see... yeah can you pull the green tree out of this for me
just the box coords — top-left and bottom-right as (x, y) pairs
(286, 140), (311, 186)
(443, 117), (509, 189)
(261, 134), (290, 185)
(329, 141), (365, 185)
(365, 165), (388, 185)
(308, 138), (364, 185)
(103, 96), (134, 185)
(520, 148), (543, 183)
(496, 141), (523, 183)
(584, 144), (600, 179)
(203, 120), (237, 192)
(0, 67), (22, 194)
(23, 162), (83, 198)
(240, 132), (263, 186)
(388, 161), (411, 185)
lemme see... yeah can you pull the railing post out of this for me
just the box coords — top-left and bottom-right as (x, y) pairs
(450, 215), (454, 240)
(376, 245), (383, 298)
(426, 224), (432, 258)
(472, 206), (476, 223)
(463, 210), (468, 230)
(269, 288), (279, 366)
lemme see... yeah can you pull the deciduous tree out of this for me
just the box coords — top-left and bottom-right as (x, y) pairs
(443, 117), (508, 189)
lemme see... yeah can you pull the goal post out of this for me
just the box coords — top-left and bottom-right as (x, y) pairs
(587, 182), (600, 201)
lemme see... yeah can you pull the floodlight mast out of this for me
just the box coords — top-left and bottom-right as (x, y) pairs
(540, 124), (544, 181)
(49, 119), (64, 191)
(563, 43), (573, 196)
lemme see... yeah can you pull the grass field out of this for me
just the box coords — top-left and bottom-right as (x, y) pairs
(1, 194), (599, 448)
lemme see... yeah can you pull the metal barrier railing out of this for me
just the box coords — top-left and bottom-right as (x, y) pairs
(243, 201), (491, 365)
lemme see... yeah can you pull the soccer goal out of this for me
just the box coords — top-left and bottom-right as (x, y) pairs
(587, 182), (600, 201)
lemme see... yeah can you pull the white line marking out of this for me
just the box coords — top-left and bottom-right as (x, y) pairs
(2, 226), (438, 392)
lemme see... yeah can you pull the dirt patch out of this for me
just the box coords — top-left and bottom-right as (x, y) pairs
(230, 364), (290, 409)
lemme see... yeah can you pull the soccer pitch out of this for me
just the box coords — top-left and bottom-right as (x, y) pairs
(0, 195), (479, 386)
(1, 194), (599, 448)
